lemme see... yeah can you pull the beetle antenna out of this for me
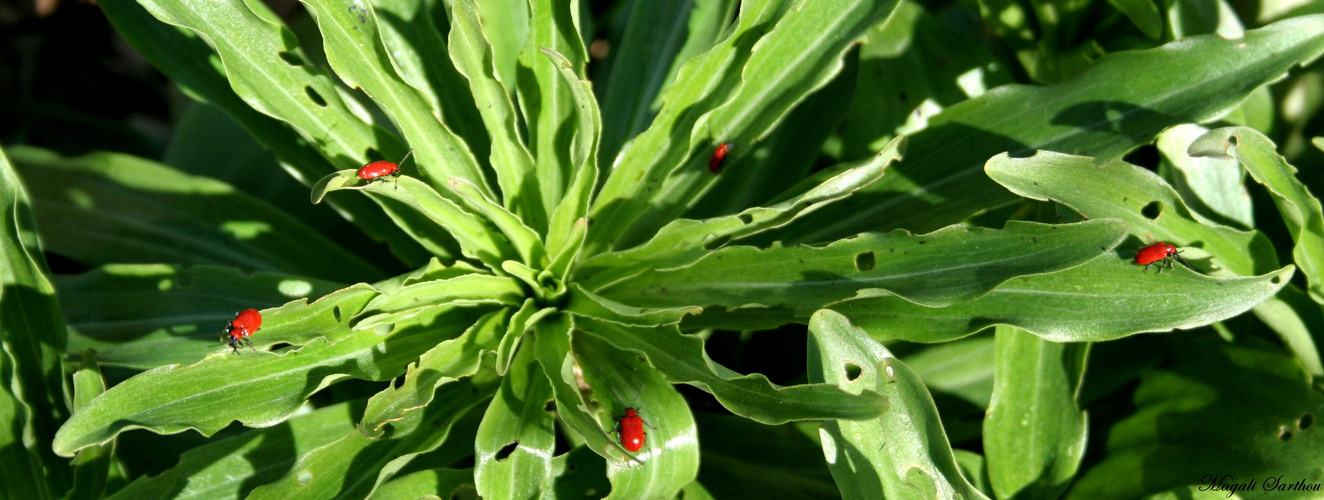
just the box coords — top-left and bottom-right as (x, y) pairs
(1172, 249), (1195, 270)
(629, 384), (645, 408)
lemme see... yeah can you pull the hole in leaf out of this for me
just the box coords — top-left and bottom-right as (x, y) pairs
(277, 51), (305, 66)
(267, 342), (292, 352)
(737, 214), (753, 224)
(1300, 413), (1314, 430)
(1272, 275), (1283, 285)
(496, 441), (519, 460)
(305, 86), (327, 107)
(333, 306), (343, 322)
(855, 251), (875, 272)
(1141, 201), (1161, 220)
(844, 363), (862, 381)
(1278, 427), (1293, 441)
(544, 400), (556, 412)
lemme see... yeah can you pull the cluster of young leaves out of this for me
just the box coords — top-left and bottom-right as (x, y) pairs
(0, 0), (1322, 498)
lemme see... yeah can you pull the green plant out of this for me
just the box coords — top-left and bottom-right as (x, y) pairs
(3, 0), (1324, 498)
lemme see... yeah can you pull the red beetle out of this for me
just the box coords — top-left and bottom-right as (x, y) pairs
(708, 142), (734, 174)
(220, 308), (262, 353)
(1135, 241), (1187, 273)
(618, 407), (646, 453)
(611, 386), (649, 454)
(357, 150), (413, 187)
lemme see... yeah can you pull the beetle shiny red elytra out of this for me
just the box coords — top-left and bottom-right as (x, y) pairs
(220, 308), (262, 353)
(1135, 241), (1187, 273)
(708, 142), (733, 173)
(357, 150), (413, 187)
(618, 407), (646, 452)
(611, 386), (649, 453)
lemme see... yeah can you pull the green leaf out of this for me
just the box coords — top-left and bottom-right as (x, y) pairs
(1156, 124), (1254, 228)
(495, 300), (556, 376)
(548, 218), (587, 281)
(577, 136), (905, 291)
(586, 0), (796, 256)
(1190, 126), (1324, 304)
(474, 0), (527, 90)
(542, 46), (602, 258)
(300, 0), (492, 195)
(985, 150), (1271, 276)
(819, 257), (1295, 342)
(371, 468), (476, 500)
(100, 0), (432, 265)
(0, 145), (69, 496)
(355, 274), (523, 331)
(986, 149), (1320, 370)
(604, 0), (901, 251)
(807, 310), (986, 500)
(316, 173), (519, 267)
(598, 219), (1127, 314)
(598, 0), (730, 167)
(532, 314), (637, 463)
(693, 414), (839, 499)
(446, 0), (541, 228)
(563, 284), (701, 327)
(516, 0), (588, 221)
(575, 333), (700, 499)
(60, 264), (378, 368)
(9, 146), (381, 283)
(52, 306), (490, 458)
(247, 379), (494, 500)
(65, 352), (112, 500)
(1068, 337), (1324, 498)
(104, 401), (362, 500)
(475, 339), (556, 499)
(574, 316), (886, 424)
(359, 309), (507, 438)
(774, 16), (1324, 243)
(983, 326), (1087, 499)
(837, 0), (1012, 161)
(1107, 0), (1164, 39)
(373, 0), (491, 168)
(0, 348), (50, 500)
(448, 176), (547, 267)
(689, 51), (858, 218)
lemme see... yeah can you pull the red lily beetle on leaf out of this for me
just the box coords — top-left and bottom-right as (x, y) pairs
(708, 142), (733, 174)
(1135, 241), (1189, 273)
(612, 386), (650, 454)
(357, 150), (413, 188)
(219, 308), (262, 353)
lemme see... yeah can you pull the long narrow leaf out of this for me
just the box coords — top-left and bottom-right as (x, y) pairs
(615, 0), (900, 248)
(100, 0), (432, 265)
(9, 146), (381, 282)
(577, 136), (905, 291)
(1190, 127), (1324, 304)
(52, 306), (491, 458)
(446, 0), (541, 228)
(807, 310), (985, 500)
(772, 16), (1324, 244)
(574, 316), (886, 424)
(516, 0), (589, 219)
(598, 219), (1127, 313)
(0, 145), (70, 494)
(983, 326), (1088, 499)
(301, 0), (493, 195)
